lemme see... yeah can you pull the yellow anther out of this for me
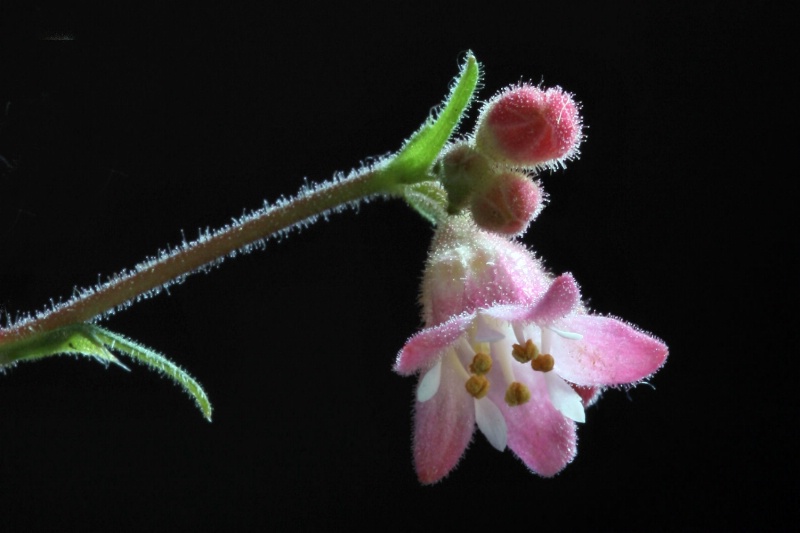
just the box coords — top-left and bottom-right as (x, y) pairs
(465, 375), (490, 399)
(469, 352), (493, 375)
(504, 382), (531, 406)
(531, 353), (555, 372)
(511, 339), (539, 363)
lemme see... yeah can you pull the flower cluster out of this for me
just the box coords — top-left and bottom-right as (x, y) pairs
(394, 84), (667, 484)
(437, 84), (583, 237)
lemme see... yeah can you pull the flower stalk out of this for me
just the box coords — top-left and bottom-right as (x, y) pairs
(0, 169), (383, 348)
(0, 53), (480, 419)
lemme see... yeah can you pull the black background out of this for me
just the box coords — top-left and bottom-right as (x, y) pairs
(0, 2), (793, 531)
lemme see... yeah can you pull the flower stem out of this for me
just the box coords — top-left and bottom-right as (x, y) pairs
(0, 52), (480, 354)
(0, 168), (385, 347)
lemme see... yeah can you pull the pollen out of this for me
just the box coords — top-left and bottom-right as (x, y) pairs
(504, 382), (531, 406)
(511, 339), (539, 363)
(469, 352), (492, 375)
(531, 353), (555, 372)
(465, 375), (490, 399)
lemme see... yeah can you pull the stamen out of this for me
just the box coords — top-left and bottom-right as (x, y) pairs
(455, 337), (476, 363)
(531, 353), (555, 372)
(466, 375), (490, 399)
(541, 326), (552, 355)
(512, 322), (526, 345)
(511, 339), (539, 363)
(490, 333), (518, 388)
(447, 350), (471, 380)
(504, 382), (531, 406)
(469, 352), (492, 375)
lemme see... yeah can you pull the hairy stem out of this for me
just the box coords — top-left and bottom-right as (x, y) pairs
(0, 168), (385, 347)
(0, 52), (479, 353)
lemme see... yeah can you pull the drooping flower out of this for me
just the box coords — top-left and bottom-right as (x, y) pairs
(394, 216), (667, 484)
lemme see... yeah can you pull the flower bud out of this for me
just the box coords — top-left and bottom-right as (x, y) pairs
(437, 142), (493, 213)
(470, 172), (542, 236)
(474, 84), (582, 170)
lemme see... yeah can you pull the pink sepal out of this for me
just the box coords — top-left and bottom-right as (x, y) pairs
(413, 363), (475, 484)
(484, 273), (580, 325)
(494, 372), (577, 476)
(394, 314), (473, 375)
(555, 315), (668, 386)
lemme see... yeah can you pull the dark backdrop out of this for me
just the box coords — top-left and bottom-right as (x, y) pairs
(0, 2), (792, 530)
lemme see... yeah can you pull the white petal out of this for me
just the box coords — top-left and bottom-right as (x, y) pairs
(474, 314), (505, 343)
(474, 397), (508, 451)
(550, 326), (583, 340)
(545, 373), (586, 423)
(416, 360), (442, 403)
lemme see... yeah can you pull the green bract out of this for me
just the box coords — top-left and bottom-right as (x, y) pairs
(379, 53), (479, 192)
(0, 323), (212, 421)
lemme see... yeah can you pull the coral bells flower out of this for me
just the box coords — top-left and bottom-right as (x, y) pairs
(394, 216), (667, 484)
(474, 84), (582, 170)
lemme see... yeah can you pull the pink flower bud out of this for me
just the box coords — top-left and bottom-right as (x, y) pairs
(474, 84), (582, 170)
(470, 172), (542, 236)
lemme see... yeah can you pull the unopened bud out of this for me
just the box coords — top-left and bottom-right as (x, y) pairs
(470, 172), (542, 236)
(438, 142), (493, 213)
(474, 84), (582, 170)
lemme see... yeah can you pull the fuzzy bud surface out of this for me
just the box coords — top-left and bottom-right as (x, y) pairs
(474, 84), (582, 170)
(470, 172), (542, 236)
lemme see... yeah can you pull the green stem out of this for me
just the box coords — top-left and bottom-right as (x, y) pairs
(0, 168), (385, 347)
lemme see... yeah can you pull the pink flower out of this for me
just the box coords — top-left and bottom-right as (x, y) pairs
(394, 216), (667, 484)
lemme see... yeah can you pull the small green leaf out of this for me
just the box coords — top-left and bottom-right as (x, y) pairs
(0, 323), (126, 368)
(380, 53), (481, 188)
(0, 323), (211, 421)
(91, 326), (212, 421)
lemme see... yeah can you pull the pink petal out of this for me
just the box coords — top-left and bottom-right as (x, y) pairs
(554, 315), (668, 386)
(413, 363), (475, 485)
(491, 372), (577, 477)
(394, 314), (474, 375)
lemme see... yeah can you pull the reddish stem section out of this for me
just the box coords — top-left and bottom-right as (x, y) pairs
(0, 170), (380, 347)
